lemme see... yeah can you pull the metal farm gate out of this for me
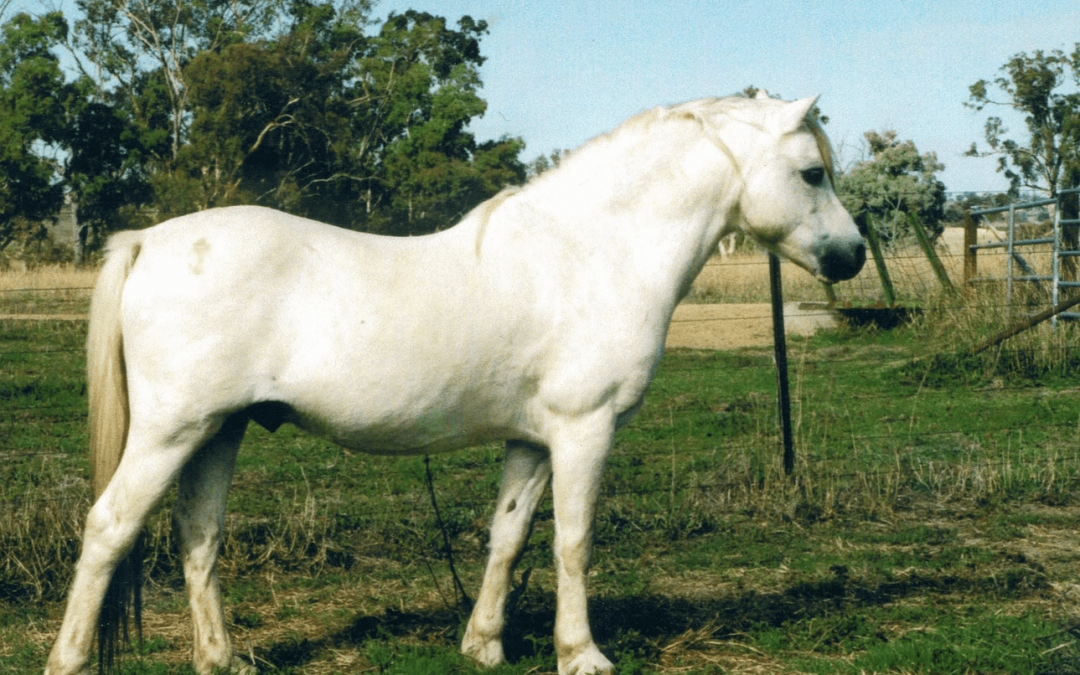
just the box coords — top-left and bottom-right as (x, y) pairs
(965, 186), (1080, 326)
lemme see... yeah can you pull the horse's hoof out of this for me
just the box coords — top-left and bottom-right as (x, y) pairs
(461, 632), (505, 667)
(559, 643), (614, 675)
(228, 656), (258, 675)
(196, 656), (256, 675)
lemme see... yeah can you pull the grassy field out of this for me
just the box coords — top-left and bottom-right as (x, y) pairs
(3, 259), (1080, 674)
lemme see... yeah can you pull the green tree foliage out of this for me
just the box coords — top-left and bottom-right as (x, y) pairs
(0, 12), (67, 250)
(527, 149), (567, 177)
(70, 0), (289, 163)
(966, 46), (1080, 197)
(836, 130), (947, 242)
(967, 46), (1080, 281)
(351, 11), (525, 234)
(64, 85), (155, 237)
(175, 8), (526, 232)
(0, 1), (526, 255)
(149, 0), (371, 218)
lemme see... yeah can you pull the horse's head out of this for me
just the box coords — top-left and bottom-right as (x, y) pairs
(708, 95), (866, 283)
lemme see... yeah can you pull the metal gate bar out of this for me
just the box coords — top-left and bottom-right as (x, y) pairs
(966, 188), (1080, 329)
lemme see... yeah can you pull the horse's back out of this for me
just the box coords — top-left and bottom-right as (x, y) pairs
(129, 206), (368, 284)
(119, 206), (371, 371)
(122, 205), (472, 313)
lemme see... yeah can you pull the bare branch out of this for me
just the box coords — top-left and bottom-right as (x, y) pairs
(247, 98), (301, 155)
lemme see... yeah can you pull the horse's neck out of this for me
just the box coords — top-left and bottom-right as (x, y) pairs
(515, 132), (741, 309)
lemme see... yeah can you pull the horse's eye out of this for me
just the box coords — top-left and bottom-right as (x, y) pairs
(801, 167), (826, 187)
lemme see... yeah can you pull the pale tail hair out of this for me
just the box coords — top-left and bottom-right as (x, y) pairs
(85, 230), (144, 674)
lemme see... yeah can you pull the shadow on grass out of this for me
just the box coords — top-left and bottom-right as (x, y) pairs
(251, 562), (1062, 671)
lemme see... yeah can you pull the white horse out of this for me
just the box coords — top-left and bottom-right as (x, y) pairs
(46, 94), (864, 675)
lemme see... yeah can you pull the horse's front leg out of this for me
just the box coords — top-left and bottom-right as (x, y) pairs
(462, 440), (552, 666)
(549, 411), (616, 675)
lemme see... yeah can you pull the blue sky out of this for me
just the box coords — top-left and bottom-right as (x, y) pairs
(371, 0), (1080, 194)
(9, 0), (1080, 193)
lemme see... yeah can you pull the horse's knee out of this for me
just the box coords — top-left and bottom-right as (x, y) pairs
(177, 526), (223, 579)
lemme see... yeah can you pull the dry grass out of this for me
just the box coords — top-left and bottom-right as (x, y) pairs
(0, 238), (1012, 311)
(688, 231), (1014, 306)
(906, 277), (1080, 380)
(0, 265), (98, 293)
(0, 489), (88, 602)
(0, 265), (97, 318)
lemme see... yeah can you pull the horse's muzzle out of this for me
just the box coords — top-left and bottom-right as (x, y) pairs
(818, 241), (866, 282)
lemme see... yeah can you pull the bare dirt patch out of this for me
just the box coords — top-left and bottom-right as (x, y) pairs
(666, 303), (837, 350)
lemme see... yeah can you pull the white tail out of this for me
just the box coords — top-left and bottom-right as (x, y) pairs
(85, 230), (144, 673)
(87, 232), (142, 499)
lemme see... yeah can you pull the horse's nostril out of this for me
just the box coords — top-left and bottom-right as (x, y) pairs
(820, 242), (866, 282)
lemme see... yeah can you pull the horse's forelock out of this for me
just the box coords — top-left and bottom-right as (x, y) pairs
(806, 118), (836, 185)
(722, 96), (838, 184)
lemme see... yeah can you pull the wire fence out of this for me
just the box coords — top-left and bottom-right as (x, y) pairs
(4, 252), (1080, 520)
(0, 252), (1072, 405)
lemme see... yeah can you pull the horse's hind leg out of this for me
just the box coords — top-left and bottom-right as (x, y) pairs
(462, 440), (552, 666)
(45, 423), (211, 675)
(174, 414), (251, 675)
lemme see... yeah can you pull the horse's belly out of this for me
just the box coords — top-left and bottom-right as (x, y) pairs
(290, 389), (532, 455)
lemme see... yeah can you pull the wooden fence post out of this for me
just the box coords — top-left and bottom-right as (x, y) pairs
(907, 212), (955, 293)
(863, 214), (896, 306)
(821, 282), (837, 304)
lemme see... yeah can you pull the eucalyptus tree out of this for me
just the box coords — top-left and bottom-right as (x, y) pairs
(967, 46), (1080, 198)
(0, 12), (67, 251)
(0, 1), (526, 248)
(178, 8), (525, 231)
(362, 11), (525, 234)
(835, 130), (947, 242)
(69, 0), (296, 162)
(967, 46), (1080, 278)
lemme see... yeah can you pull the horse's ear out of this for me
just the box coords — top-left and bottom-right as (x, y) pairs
(754, 89), (770, 100)
(767, 96), (820, 134)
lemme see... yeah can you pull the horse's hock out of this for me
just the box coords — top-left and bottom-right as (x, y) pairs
(665, 302), (837, 350)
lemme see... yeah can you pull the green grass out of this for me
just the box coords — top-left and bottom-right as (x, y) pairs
(4, 307), (1080, 674)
